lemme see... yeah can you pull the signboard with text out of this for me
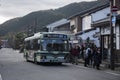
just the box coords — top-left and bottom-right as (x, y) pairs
(112, 6), (118, 12)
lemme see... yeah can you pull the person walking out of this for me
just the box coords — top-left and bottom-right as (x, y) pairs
(76, 45), (81, 59)
(70, 45), (79, 65)
(88, 46), (93, 66)
(93, 48), (102, 70)
(89, 46), (95, 66)
(84, 46), (91, 67)
(81, 44), (85, 60)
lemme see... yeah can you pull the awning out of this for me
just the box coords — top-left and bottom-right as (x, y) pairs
(91, 18), (110, 27)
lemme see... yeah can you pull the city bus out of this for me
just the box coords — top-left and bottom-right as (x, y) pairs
(24, 32), (70, 64)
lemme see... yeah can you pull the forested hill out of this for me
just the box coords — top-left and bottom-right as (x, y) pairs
(0, 0), (108, 36)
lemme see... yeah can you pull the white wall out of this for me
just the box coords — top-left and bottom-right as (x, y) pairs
(116, 24), (120, 49)
(118, 11), (120, 14)
(82, 15), (91, 31)
(70, 17), (78, 34)
(70, 18), (76, 26)
(91, 7), (110, 22)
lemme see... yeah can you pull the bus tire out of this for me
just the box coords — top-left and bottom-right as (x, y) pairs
(58, 62), (62, 65)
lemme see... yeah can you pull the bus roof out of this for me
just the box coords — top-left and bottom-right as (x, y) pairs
(24, 32), (68, 41)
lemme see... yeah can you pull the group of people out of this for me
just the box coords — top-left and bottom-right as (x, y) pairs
(84, 46), (102, 70)
(69, 44), (102, 70)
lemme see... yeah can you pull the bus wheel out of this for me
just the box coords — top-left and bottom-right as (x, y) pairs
(58, 62), (62, 65)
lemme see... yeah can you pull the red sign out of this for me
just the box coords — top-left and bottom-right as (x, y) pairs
(112, 6), (118, 12)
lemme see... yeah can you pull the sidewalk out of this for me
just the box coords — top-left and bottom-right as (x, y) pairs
(77, 59), (120, 73)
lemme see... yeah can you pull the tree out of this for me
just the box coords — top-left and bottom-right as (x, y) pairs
(14, 32), (27, 49)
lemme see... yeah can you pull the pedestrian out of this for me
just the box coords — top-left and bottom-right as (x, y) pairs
(76, 45), (81, 59)
(84, 46), (91, 67)
(89, 45), (96, 66)
(70, 45), (79, 65)
(88, 47), (93, 66)
(80, 44), (84, 60)
(93, 48), (102, 70)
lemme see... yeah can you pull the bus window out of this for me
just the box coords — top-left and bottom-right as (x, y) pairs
(25, 41), (30, 50)
(30, 40), (33, 50)
(46, 43), (52, 51)
(41, 40), (47, 51)
(33, 39), (40, 50)
(41, 39), (69, 51)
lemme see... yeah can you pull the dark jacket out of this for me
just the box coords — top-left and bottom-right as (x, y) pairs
(93, 51), (102, 64)
(70, 48), (79, 56)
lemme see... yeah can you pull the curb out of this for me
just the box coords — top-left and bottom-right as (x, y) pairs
(77, 59), (120, 72)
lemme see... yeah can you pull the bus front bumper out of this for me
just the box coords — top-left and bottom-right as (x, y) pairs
(40, 57), (66, 63)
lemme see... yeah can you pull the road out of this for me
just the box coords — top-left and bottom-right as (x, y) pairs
(0, 48), (120, 80)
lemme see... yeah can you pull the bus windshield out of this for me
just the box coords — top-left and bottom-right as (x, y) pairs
(41, 39), (69, 51)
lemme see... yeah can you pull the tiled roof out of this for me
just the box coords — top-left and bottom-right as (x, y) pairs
(46, 18), (70, 28)
(68, 3), (109, 19)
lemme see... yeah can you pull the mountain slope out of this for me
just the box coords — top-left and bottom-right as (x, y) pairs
(0, 0), (108, 36)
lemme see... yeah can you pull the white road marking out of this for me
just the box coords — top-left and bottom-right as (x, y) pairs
(0, 74), (3, 80)
(106, 71), (120, 76)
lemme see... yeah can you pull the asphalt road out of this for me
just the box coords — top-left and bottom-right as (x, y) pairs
(0, 48), (120, 80)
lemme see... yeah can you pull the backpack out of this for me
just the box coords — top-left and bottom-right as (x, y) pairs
(88, 49), (91, 57)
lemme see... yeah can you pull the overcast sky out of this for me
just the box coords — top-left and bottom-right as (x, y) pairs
(0, 0), (96, 24)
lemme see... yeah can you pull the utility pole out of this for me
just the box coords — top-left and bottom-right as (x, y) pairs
(110, 0), (117, 70)
(27, 25), (31, 37)
(110, 0), (114, 70)
(27, 25), (29, 37)
(34, 18), (37, 33)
